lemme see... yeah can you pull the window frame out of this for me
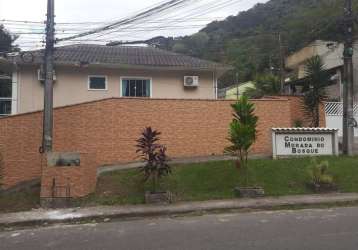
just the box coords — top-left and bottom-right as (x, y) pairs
(88, 75), (108, 91)
(0, 98), (12, 116)
(0, 74), (13, 116)
(120, 77), (152, 98)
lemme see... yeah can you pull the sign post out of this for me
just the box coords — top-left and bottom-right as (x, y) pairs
(272, 128), (339, 159)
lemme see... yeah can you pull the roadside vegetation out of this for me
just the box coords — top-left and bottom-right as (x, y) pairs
(1, 156), (358, 213)
(0, 185), (40, 213)
(81, 156), (358, 206)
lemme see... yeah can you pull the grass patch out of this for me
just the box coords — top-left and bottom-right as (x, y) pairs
(1, 156), (357, 212)
(81, 156), (358, 206)
(0, 185), (40, 213)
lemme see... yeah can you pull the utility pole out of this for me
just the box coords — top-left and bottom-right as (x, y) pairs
(342, 0), (354, 156)
(278, 33), (285, 94)
(42, 0), (55, 153)
(236, 72), (239, 100)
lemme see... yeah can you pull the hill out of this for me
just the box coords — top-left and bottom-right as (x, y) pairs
(154, 0), (357, 87)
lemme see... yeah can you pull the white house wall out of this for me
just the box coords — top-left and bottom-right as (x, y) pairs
(17, 65), (216, 114)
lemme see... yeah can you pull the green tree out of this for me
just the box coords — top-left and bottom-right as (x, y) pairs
(172, 42), (187, 54)
(171, 32), (210, 58)
(302, 55), (330, 127)
(225, 96), (258, 186)
(0, 25), (19, 53)
(154, 0), (349, 87)
(244, 73), (280, 98)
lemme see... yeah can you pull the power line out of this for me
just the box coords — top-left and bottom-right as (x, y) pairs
(56, 0), (194, 42)
(85, 0), (242, 43)
(4, 0), (250, 50)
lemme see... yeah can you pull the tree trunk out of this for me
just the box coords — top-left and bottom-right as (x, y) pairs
(315, 103), (320, 127)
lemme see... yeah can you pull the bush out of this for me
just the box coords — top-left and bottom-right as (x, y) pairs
(136, 127), (171, 192)
(307, 158), (335, 192)
(294, 120), (303, 128)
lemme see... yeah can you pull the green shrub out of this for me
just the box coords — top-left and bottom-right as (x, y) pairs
(307, 158), (335, 191)
(294, 120), (303, 128)
(136, 127), (171, 192)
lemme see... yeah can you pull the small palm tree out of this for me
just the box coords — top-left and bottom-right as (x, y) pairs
(244, 74), (280, 98)
(303, 56), (330, 127)
(225, 96), (258, 186)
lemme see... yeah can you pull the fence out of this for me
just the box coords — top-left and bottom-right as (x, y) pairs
(325, 102), (358, 137)
(0, 96), (318, 190)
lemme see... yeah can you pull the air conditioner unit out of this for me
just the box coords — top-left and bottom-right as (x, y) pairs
(184, 76), (199, 87)
(38, 68), (57, 82)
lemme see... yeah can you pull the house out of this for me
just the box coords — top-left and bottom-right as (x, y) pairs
(285, 40), (345, 101)
(218, 81), (254, 99)
(0, 57), (13, 116)
(0, 44), (231, 116)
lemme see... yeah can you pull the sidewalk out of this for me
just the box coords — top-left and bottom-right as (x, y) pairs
(1, 193), (358, 230)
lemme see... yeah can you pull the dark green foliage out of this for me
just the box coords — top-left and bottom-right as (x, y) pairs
(136, 127), (171, 192)
(172, 32), (210, 58)
(244, 73), (280, 98)
(302, 55), (330, 127)
(294, 120), (304, 128)
(226, 96), (258, 186)
(154, 0), (352, 87)
(0, 25), (19, 53)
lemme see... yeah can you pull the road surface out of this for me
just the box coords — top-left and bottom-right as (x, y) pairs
(1, 206), (358, 250)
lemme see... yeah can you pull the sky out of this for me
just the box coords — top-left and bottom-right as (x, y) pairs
(0, 0), (268, 49)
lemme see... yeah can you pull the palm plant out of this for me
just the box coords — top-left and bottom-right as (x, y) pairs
(136, 127), (171, 193)
(302, 55), (330, 127)
(244, 73), (280, 98)
(225, 96), (258, 186)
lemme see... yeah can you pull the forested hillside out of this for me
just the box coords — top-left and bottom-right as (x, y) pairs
(155, 0), (358, 87)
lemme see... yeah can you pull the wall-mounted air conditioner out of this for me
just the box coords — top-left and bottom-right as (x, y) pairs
(184, 76), (199, 87)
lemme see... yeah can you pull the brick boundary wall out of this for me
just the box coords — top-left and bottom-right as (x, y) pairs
(40, 153), (97, 198)
(0, 96), (324, 190)
(287, 96), (326, 127)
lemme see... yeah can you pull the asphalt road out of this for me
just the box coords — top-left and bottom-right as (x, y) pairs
(1, 207), (358, 250)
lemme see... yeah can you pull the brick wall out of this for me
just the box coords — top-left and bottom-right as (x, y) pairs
(40, 153), (97, 198)
(288, 96), (326, 127)
(0, 96), (320, 189)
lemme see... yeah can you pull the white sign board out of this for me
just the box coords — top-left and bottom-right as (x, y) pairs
(272, 128), (339, 159)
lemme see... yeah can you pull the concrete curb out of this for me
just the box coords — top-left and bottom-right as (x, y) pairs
(1, 193), (358, 230)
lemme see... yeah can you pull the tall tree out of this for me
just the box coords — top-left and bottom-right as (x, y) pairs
(244, 73), (280, 98)
(0, 25), (19, 53)
(302, 56), (330, 127)
(153, 0), (350, 87)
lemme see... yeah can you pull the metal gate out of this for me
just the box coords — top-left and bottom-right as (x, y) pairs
(325, 102), (358, 137)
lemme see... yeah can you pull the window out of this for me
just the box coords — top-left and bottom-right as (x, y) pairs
(0, 76), (12, 116)
(121, 78), (151, 97)
(88, 76), (107, 90)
